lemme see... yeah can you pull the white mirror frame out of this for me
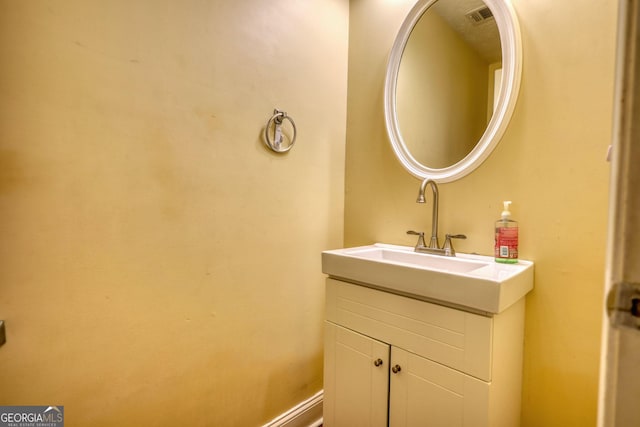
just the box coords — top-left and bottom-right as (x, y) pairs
(384, 0), (522, 182)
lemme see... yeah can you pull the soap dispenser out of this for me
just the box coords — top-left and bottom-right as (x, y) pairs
(495, 201), (518, 263)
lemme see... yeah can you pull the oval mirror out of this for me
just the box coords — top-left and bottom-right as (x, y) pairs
(384, 0), (522, 182)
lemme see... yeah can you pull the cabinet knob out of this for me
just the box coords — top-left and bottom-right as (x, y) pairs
(392, 364), (402, 374)
(373, 358), (383, 367)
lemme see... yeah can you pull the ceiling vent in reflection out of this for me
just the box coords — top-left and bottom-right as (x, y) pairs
(465, 6), (494, 24)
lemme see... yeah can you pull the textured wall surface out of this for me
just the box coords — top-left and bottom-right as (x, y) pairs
(0, 1), (348, 425)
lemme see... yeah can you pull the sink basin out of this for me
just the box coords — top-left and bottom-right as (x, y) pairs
(322, 243), (534, 314)
(348, 246), (491, 273)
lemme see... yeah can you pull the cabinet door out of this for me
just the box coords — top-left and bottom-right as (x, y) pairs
(324, 321), (390, 427)
(389, 347), (490, 427)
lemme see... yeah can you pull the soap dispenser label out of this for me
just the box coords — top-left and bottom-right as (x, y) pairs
(495, 227), (518, 259)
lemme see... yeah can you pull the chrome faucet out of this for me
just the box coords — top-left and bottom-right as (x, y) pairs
(407, 178), (466, 256)
(417, 179), (440, 249)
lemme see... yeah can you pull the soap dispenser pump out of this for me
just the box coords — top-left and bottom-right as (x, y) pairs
(495, 201), (518, 264)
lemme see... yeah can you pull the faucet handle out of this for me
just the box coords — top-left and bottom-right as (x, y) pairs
(407, 230), (426, 248)
(443, 234), (467, 256)
(445, 234), (467, 240)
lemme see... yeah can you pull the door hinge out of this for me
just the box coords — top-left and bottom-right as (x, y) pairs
(607, 282), (640, 332)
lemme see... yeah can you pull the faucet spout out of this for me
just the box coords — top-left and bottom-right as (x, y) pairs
(417, 178), (439, 249)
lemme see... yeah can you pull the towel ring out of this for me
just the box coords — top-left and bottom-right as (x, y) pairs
(264, 109), (297, 153)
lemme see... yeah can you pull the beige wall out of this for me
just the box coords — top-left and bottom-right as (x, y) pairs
(0, 0), (347, 425)
(345, 0), (617, 426)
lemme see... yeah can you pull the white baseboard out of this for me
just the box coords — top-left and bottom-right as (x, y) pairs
(261, 390), (323, 427)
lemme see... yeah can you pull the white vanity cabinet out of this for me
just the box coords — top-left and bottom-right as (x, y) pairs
(323, 278), (526, 427)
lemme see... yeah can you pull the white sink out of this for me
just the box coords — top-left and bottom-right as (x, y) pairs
(322, 243), (534, 314)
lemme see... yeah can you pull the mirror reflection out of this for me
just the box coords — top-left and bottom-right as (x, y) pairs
(396, 0), (502, 169)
